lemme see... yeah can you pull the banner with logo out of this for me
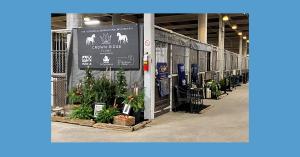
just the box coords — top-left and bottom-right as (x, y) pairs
(76, 24), (140, 70)
(156, 62), (168, 79)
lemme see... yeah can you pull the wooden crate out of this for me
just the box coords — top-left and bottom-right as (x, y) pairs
(113, 115), (135, 126)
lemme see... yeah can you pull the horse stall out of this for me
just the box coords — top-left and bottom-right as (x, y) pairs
(155, 27), (216, 112)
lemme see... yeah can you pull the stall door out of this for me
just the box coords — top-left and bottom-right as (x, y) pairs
(51, 30), (70, 107)
(154, 42), (171, 117)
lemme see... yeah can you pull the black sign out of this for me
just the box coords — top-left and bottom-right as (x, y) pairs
(76, 24), (140, 70)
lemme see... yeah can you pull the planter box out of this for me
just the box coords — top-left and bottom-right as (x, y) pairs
(52, 116), (95, 127)
(52, 116), (151, 132)
(113, 115), (135, 126)
(93, 120), (151, 132)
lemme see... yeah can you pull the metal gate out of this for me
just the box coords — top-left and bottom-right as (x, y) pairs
(51, 29), (71, 107)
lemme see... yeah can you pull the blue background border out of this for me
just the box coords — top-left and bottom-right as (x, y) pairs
(0, 0), (299, 156)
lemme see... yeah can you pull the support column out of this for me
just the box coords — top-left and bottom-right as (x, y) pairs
(218, 15), (225, 79)
(242, 40), (248, 70)
(238, 35), (243, 72)
(66, 14), (83, 90)
(112, 14), (121, 25)
(66, 14), (83, 49)
(143, 14), (155, 119)
(198, 14), (207, 43)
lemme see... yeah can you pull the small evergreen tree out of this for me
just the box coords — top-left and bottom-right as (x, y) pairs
(115, 68), (127, 98)
(82, 67), (95, 106)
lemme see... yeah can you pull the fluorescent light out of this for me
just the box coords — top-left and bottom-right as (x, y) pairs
(243, 36), (247, 40)
(232, 25), (237, 30)
(238, 32), (243, 36)
(84, 17), (90, 22)
(222, 15), (229, 21)
(84, 20), (100, 25)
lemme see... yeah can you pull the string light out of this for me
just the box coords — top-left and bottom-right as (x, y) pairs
(222, 15), (229, 21)
(232, 25), (237, 30)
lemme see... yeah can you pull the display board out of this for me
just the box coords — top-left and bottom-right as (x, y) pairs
(76, 24), (140, 70)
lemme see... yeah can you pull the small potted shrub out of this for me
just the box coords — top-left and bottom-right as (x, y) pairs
(93, 77), (109, 106)
(124, 91), (144, 124)
(67, 87), (82, 105)
(115, 68), (128, 111)
(69, 104), (94, 120)
(210, 80), (221, 99)
(95, 107), (119, 123)
(93, 74), (116, 112)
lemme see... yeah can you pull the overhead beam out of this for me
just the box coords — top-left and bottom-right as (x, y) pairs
(155, 14), (198, 23)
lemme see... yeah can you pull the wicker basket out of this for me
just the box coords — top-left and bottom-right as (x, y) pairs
(113, 115), (135, 126)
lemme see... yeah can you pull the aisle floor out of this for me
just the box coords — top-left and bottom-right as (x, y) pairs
(51, 84), (249, 142)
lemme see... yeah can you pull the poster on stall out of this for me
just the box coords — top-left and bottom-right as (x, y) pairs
(76, 24), (140, 70)
(156, 62), (168, 79)
(177, 63), (186, 86)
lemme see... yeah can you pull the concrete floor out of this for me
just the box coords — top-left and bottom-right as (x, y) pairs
(51, 84), (248, 142)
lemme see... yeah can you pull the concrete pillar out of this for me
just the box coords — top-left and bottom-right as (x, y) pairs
(238, 36), (243, 72)
(185, 47), (190, 83)
(66, 14), (83, 30)
(66, 14), (83, 90)
(242, 40), (248, 70)
(143, 14), (155, 119)
(112, 14), (121, 25)
(198, 14), (207, 43)
(218, 15), (225, 79)
(66, 14), (83, 50)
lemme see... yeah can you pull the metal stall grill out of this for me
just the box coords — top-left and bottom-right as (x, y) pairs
(51, 30), (70, 107)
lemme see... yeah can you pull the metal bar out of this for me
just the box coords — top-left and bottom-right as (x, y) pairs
(51, 29), (72, 33)
(55, 33), (58, 73)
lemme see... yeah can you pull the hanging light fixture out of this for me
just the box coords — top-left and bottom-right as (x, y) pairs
(85, 20), (100, 25)
(238, 32), (243, 36)
(232, 25), (237, 30)
(243, 36), (247, 40)
(84, 17), (90, 22)
(222, 15), (229, 21)
(247, 40), (249, 43)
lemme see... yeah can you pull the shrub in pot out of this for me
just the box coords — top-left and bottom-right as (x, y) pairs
(95, 107), (119, 123)
(69, 104), (94, 120)
(67, 87), (82, 105)
(209, 80), (221, 99)
(124, 91), (144, 124)
(93, 74), (116, 109)
(115, 69), (128, 111)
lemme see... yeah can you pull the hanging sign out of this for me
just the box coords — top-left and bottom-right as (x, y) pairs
(156, 62), (168, 79)
(76, 24), (140, 70)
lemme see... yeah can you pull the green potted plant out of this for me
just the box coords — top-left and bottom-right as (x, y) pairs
(115, 68), (128, 111)
(124, 91), (144, 124)
(95, 106), (119, 123)
(69, 104), (94, 120)
(67, 87), (82, 105)
(210, 80), (221, 99)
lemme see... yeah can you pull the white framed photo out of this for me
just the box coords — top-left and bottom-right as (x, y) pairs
(122, 104), (131, 115)
(94, 104), (104, 117)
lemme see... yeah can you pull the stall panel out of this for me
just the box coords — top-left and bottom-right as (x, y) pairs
(198, 51), (207, 72)
(172, 45), (186, 74)
(190, 49), (198, 65)
(155, 41), (170, 117)
(211, 50), (217, 71)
